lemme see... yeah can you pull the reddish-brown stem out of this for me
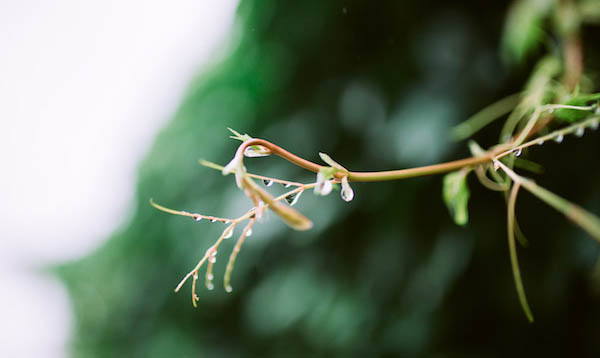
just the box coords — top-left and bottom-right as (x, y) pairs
(559, 0), (582, 92)
(236, 139), (322, 173)
(237, 139), (501, 183)
(563, 32), (583, 92)
(347, 155), (495, 182)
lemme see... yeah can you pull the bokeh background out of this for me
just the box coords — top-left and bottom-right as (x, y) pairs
(3, 0), (600, 357)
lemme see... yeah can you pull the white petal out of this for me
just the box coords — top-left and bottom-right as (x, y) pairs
(321, 180), (333, 196)
(314, 172), (325, 195)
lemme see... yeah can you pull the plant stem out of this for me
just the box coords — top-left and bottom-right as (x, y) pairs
(563, 31), (583, 92)
(507, 182), (534, 322)
(495, 160), (600, 242)
(347, 155), (495, 182)
(518, 180), (600, 242)
(559, 0), (583, 92)
(238, 138), (500, 183)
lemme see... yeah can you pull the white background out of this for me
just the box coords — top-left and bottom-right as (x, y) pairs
(0, 1), (238, 356)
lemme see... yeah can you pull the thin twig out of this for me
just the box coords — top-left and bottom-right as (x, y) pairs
(494, 160), (600, 242)
(507, 182), (534, 322)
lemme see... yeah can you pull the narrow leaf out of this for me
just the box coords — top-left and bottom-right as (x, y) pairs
(242, 177), (313, 231)
(318, 152), (346, 171)
(199, 159), (225, 171)
(442, 169), (471, 226)
(227, 127), (253, 142)
(452, 93), (521, 141)
(553, 93), (600, 122)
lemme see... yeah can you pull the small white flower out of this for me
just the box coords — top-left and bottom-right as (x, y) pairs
(314, 171), (333, 196)
(340, 176), (354, 202)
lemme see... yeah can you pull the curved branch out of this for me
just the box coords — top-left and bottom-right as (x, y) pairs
(236, 138), (500, 183)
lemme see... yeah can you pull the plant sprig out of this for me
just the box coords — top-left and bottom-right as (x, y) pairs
(150, 0), (600, 321)
(152, 110), (599, 314)
(150, 165), (338, 304)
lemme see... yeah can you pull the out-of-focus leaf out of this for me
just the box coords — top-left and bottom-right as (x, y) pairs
(580, 0), (600, 24)
(554, 93), (600, 122)
(513, 157), (544, 174)
(451, 93), (521, 141)
(523, 56), (561, 107)
(501, 56), (560, 140)
(501, 0), (554, 64)
(442, 169), (471, 226)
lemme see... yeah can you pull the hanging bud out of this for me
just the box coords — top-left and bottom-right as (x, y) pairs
(340, 176), (354, 202)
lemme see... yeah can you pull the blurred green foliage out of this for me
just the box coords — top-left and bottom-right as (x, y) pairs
(443, 169), (471, 226)
(501, 0), (554, 64)
(554, 93), (600, 122)
(58, 0), (600, 356)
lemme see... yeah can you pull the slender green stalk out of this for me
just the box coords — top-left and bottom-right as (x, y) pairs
(507, 182), (534, 322)
(513, 104), (596, 146)
(495, 160), (600, 242)
(518, 180), (600, 241)
(495, 116), (599, 161)
(474, 165), (509, 191)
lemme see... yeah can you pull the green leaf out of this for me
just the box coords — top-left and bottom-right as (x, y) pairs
(452, 93), (522, 141)
(499, 56), (560, 141)
(501, 0), (554, 64)
(442, 169), (471, 226)
(523, 56), (561, 108)
(227, 127), (253, 142)
(580, 0), (600, 24)
(318, 166), (337, 179)
(318, 152), (346, 172)
(467, 140), (486, 156)
(553, 93), (600, 122)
